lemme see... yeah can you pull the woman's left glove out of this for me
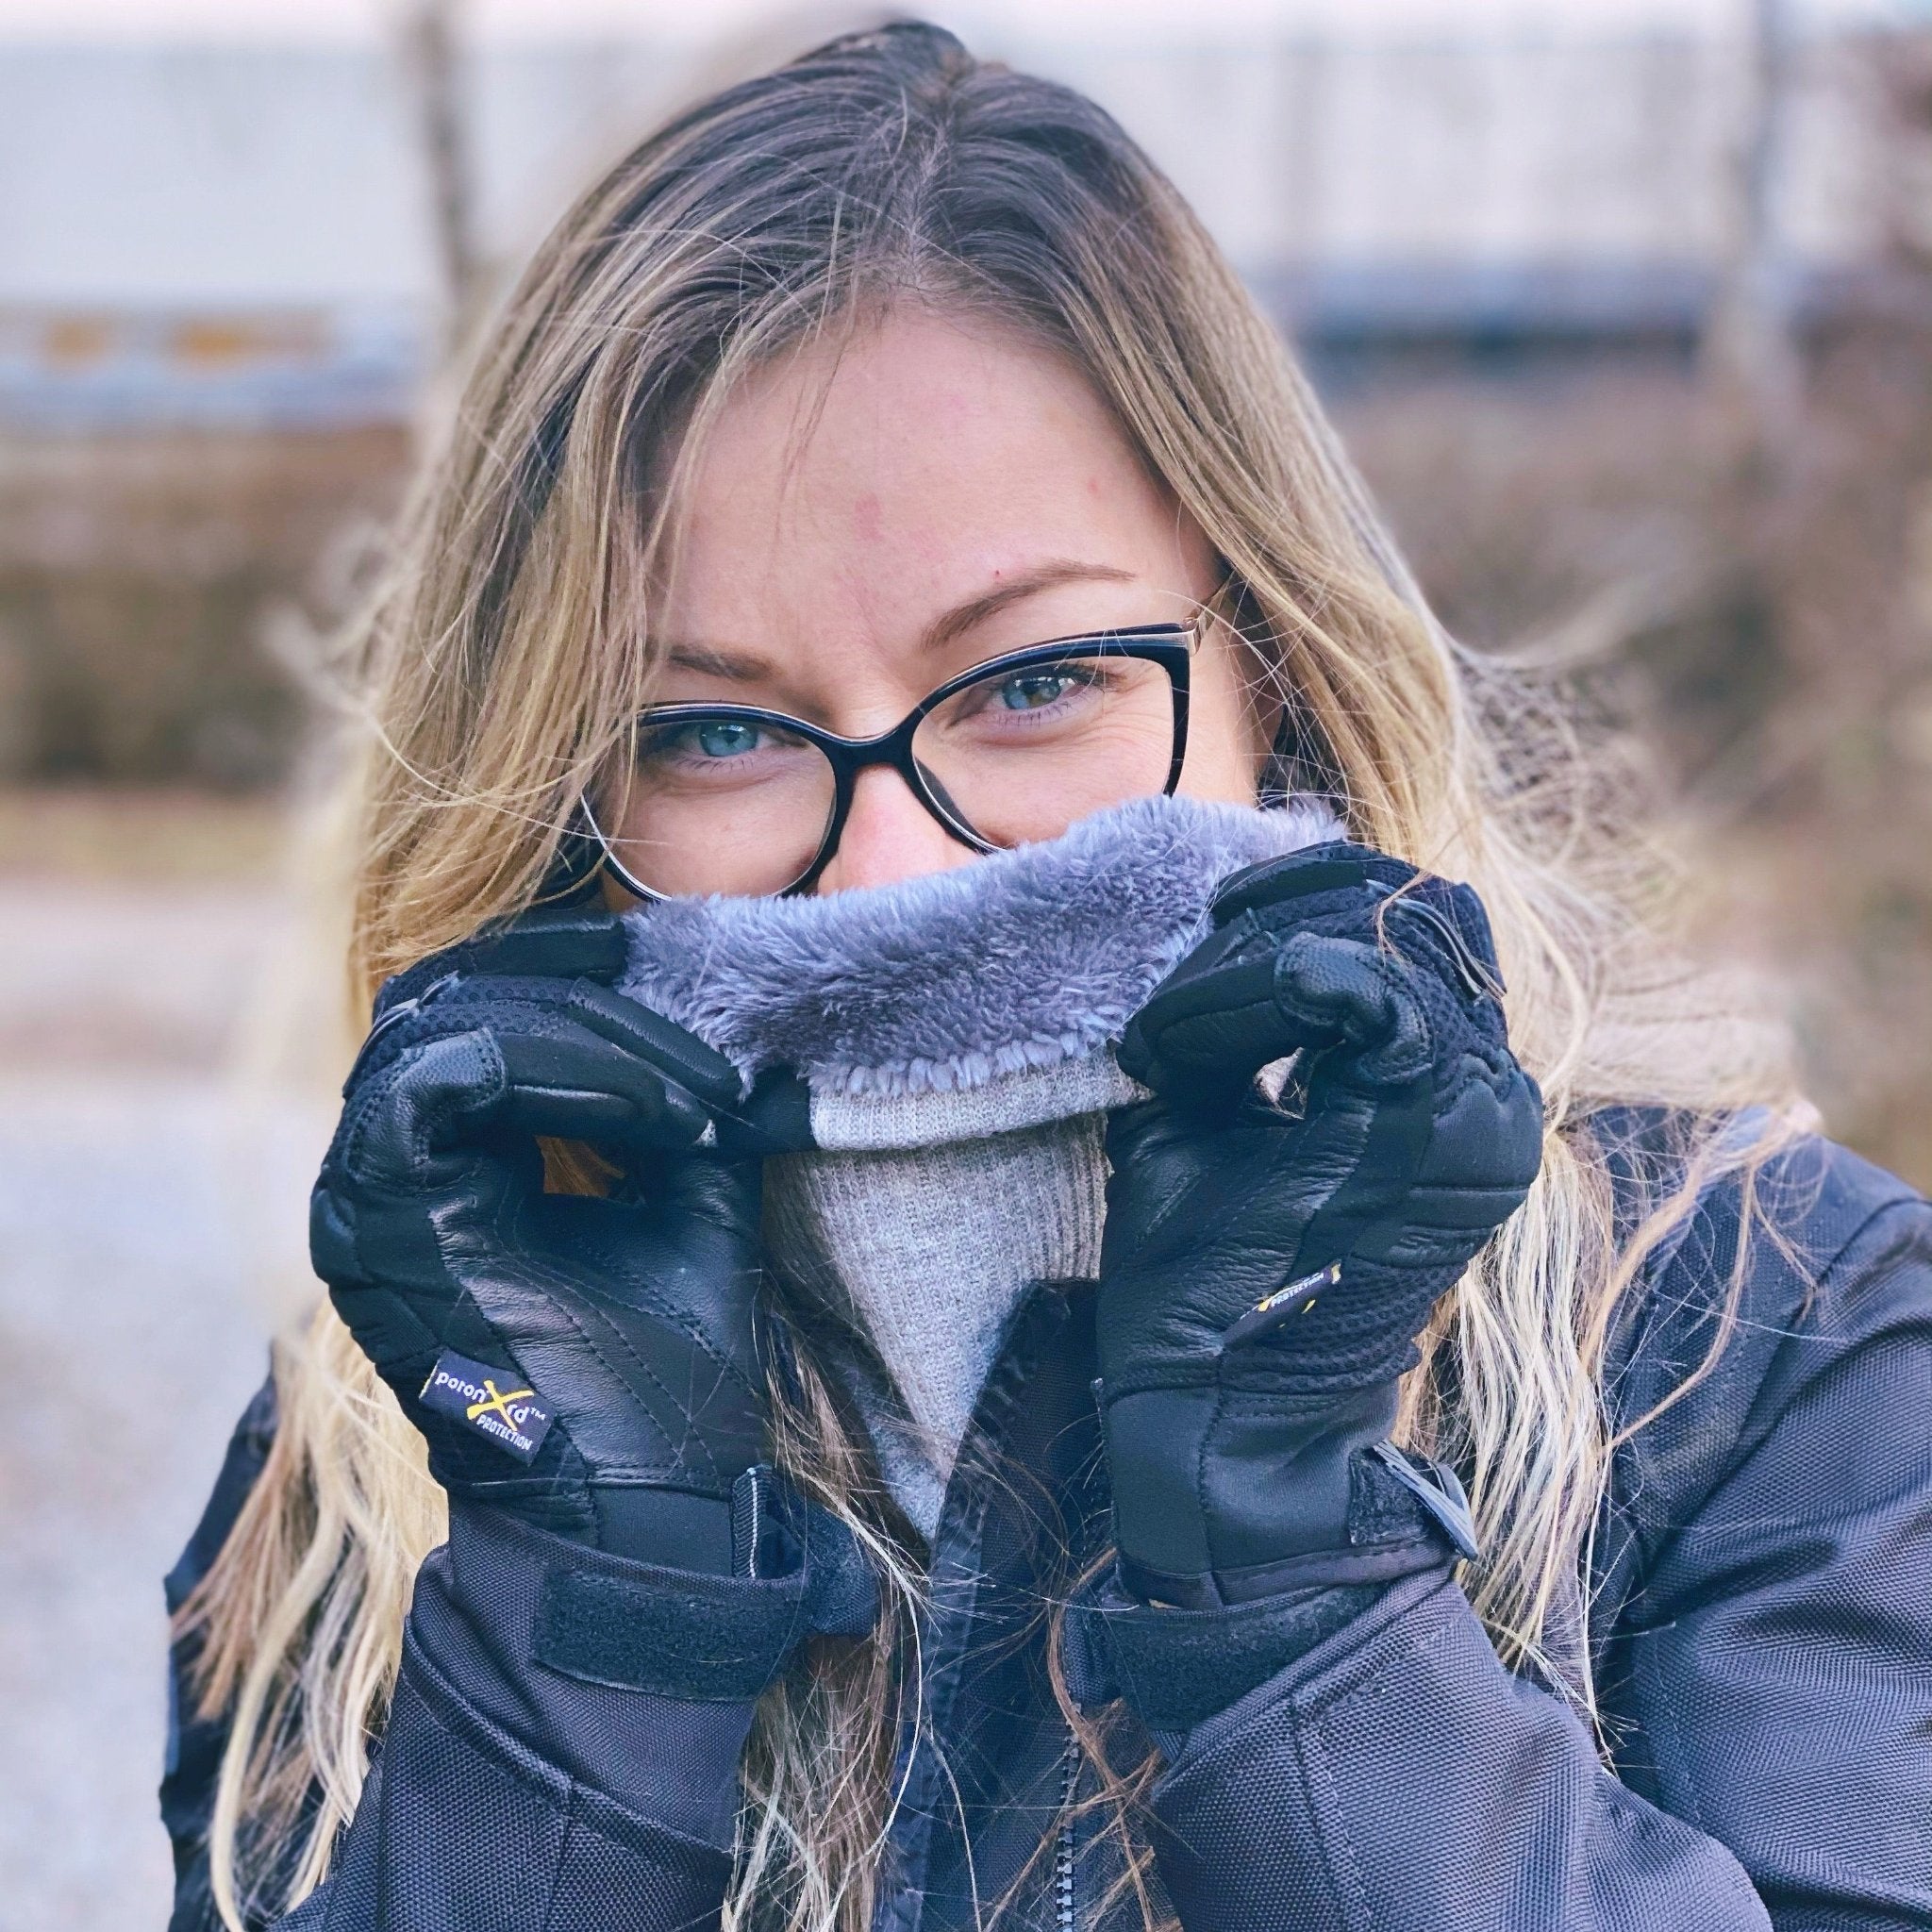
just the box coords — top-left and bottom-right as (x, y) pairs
(1096, 841), (1543, 1610)
(308, 908), (770, 1575)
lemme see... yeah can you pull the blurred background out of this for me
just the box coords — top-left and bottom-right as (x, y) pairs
(3, 0), (1930, 1922)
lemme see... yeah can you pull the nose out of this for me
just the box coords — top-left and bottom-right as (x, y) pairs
(813, 764), (978, 894)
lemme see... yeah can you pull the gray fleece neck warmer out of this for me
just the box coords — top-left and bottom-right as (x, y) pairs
(619, 792), (1341, 1536)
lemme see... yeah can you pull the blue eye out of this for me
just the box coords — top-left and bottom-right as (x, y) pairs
(640, 717), (771, 764)
(996, 671), (1079, 711)
(691, 719), (763, 758)
(633, 713), (823, 791)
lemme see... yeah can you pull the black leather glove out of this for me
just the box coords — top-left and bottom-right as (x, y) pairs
(1098, 841), (1543, 1608)
(309, 908), (771, 1575)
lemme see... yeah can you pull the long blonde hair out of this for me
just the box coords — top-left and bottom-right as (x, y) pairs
(177, 23), (1802, 1930)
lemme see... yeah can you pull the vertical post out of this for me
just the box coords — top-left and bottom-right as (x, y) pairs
(1704, 0), (1803, 465)
(398, 0), (479, 364)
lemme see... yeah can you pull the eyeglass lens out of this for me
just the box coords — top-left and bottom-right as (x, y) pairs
(594, 648), (1178, 898)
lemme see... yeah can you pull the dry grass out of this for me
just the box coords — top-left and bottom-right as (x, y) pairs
(0, 788), (290, 882)
(1338, 316), (1932, 1188)
(0, 427), (407, 789)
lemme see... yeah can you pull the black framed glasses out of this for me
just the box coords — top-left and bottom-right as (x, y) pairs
(584, 623), (1195, 900)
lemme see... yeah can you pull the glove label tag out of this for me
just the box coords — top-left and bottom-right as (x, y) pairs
(419, 1351), (556, 1464)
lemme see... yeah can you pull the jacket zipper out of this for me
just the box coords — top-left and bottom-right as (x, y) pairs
(1055, 1730), (1079, 1931)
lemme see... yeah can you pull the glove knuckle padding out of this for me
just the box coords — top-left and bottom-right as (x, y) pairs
(1208, 839), (1415, 925)
(562, 979), (743, 1114)
(1414, 1058), (1545, 1194)
(336, 1030), (509, 1193)
(1274, 933), (1431, 1087)
(355, 957), (737, 1155)
(490, 1022), (710, 1149)
(1117, 924), (1271, 1091)
(1126, 846), (1465, 1101)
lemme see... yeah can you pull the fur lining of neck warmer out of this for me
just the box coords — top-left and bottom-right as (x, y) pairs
(617, 792), (1341, 1100)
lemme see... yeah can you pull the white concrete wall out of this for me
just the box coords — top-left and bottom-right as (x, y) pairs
(0, 23), (1903, 421)
(0, 27), (1895, 308)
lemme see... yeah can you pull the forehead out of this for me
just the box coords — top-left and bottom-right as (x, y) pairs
(653, 307), (1189, 650)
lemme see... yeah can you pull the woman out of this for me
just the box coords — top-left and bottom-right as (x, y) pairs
(163, 24), (1932, 1932)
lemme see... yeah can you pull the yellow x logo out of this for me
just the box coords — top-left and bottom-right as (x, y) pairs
(466, 1378), (535, 1426)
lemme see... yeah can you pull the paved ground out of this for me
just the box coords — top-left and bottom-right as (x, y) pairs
(0, 871), (332, 1931)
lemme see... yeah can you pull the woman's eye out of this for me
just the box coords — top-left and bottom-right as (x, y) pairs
(991, 668), (1104, 712)
(690, 719), (763, 758)
(645, 717), (769, 763)
(996, 672), (1077, 710)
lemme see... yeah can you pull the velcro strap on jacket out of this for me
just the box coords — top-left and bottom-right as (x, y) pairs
(1061, 1573), (1384, 1735)
(534, 1471), (876, 1702)
(1063, 1444), (1470, 1734)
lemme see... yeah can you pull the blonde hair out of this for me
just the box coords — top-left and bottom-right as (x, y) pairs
(176, 24), (1803, 1930)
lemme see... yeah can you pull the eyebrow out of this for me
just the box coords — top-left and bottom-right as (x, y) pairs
(663, 641), (776, 682)
(658, 559), (1142, 683)
(920, 559), (1139, 653)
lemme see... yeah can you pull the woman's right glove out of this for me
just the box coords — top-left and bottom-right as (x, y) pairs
(308, 908), (771, 1576)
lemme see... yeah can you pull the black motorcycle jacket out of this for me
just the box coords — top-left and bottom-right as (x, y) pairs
(162, 1110), (1932, 1931)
